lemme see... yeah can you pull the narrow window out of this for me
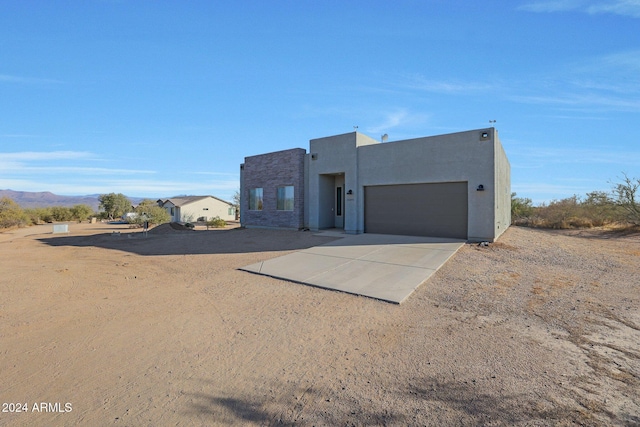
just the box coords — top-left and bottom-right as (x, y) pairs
(336, 187), (342, 216)
(277, 186), (294, 211)
(249, 188), (263, 210)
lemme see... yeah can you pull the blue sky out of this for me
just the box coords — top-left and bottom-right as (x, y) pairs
(1, 0), (638, 204)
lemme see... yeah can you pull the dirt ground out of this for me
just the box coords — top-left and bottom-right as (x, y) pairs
(0, 222), (638, 426)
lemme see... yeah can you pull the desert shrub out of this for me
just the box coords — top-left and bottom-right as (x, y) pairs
(522, 175), (640, 229)
(511, 193), (535, 220)
(533, 196), (581, 228)
(22, 208), (40, 225)
(565, 216), (594, 228)
(70, 204), (94, 222)
(129, 205), (170, 226)
(184, 222), (195, 229)
(612, 174), (640, 225)
(515, 193), (622, 229)
(22, 207), (52, 224)
(206, 216), (226, 228)
(581, 191), (619, 226)
(50, 206), (74, 222)
(0, 197), (28, 229)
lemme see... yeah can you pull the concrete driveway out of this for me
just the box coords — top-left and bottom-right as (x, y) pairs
(241, 232), (465, 304)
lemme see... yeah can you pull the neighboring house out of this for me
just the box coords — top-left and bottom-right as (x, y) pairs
(240, 128), (510, 242)
(157, 196), (236, 223)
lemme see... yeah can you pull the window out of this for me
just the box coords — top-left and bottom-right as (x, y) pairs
(277, 186), (294, 211)
(249, 188), (263, 210)
(228, 207), (235, 216)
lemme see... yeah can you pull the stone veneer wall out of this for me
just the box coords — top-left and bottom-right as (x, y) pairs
(241, 148), (306, 229)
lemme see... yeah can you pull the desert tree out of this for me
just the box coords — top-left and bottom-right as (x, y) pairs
(612, 173), (640, 225)
(131, 203), (170, 226)
(0, 197), (28, 229)
(232, 189), (240, 220)
(98, 193), (131, 220)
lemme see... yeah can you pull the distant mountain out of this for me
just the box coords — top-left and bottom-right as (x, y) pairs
(0, 190), (147, 211)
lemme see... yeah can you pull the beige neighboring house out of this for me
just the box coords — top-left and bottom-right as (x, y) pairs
(157, 196), (236, 223)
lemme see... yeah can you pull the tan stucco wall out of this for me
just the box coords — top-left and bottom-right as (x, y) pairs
(176, 198), (235, 222)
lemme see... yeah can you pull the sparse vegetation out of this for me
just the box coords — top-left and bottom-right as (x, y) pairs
(512, 174), (640, 230)
(612, 173), (640, 225)
(206, 216), (226, 229)
(0, 197), (29, 229)
(20, 205), (95, 224)
(2, 175), (638, 232)
(126, 200), (171, 227)
(1, 198), (98, 229)
(511, 193), (534, 220)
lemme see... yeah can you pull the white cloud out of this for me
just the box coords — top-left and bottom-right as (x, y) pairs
(519, 0), (640, 17)
(509, 92), (640, 111)
(508, 50), (640, 112)
(0, 149), (239, 199)
(366, 109), (430, 135)
(0, 74), (64, 84)
(0, 151), (156, 175)
(92, 178), (239, 195)
(395, 74), (496, 94)
(0, 177), (239, 199)
(519, 0), (588, 12)
(0, 134), (43, 138)
(513, 182), (592, 194)
(587, 0), (640, 16)
(589, 50), (640, 75)
(512, 183), (597, 204)
(192, 171), (240, 177)
(5, 166), (157, 175)
(0, 151), (95, 161)
(511, 145), (640, 165)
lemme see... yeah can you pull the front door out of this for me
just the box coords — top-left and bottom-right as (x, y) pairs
(334, 175), (345, 228)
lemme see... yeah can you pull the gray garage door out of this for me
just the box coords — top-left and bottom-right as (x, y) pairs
(364, 182), (468, 239)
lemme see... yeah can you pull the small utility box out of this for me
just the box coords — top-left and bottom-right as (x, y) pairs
(53, 224), (69, 234)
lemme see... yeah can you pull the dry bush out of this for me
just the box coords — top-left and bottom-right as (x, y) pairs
(512, 193), (625, 230)
(0, 197), (28, 229)
(612, 174), (640, 225)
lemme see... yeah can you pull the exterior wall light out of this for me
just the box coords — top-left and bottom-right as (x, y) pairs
(347, 189), (353, 195)
(477, 185), (485, 191)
